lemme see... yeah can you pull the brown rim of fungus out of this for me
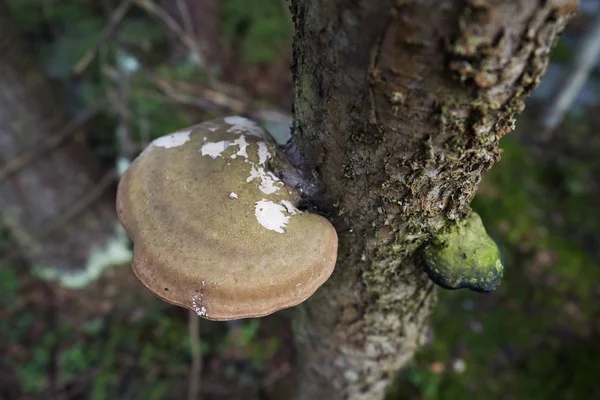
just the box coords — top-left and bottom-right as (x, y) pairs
(116, 116), (338, 320)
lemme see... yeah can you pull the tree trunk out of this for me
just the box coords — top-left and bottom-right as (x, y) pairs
(289, 1), (576, 399)
(0, 2), (130, 286)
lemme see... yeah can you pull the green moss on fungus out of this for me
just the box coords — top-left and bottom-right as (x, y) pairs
(423, 211), (504, 292)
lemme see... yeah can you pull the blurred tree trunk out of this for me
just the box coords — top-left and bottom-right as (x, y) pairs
(289, 1), (577, 399)
(0, 2), (129, 284)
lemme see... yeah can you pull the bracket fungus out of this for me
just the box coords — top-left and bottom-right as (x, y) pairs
(423, 211), (504, 293)
(116, 116), (338, 320)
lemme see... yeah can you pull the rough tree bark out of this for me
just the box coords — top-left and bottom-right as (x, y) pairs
(0, 2), (130, 284)
(289, 1), (577, 399)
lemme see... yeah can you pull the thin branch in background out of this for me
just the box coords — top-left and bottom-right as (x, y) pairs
(188, 311), (202, 400)
(133, 0), (205, 68)
(151, 75), (292, 126)
(538, 10), (600, 140)
(73, 0), (133, 74)
(175, 0), (195, 42)
(113, 47), (138, 170)
(153, 77), (247, 113)
(0, 106), (101, 183)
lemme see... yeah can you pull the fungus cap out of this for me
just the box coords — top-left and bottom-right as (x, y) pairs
(423, 211), (504, 293)
(116, 117), (338, 320)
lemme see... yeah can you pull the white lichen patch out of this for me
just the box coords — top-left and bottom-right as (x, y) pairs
(229, 192), (238, 199)
(224, 116), (265, 137)
(192, 293), (207, 316)
(281, 200), (300, 215)
(258, 142), (271, 165)
(201, 140), (230, 159)
(255, 200), (292, 233)
(192, 282), (208, 317)
(232, 135), (249, 159)
(152, 130), (191, 148)
(247, 165), (282, 195)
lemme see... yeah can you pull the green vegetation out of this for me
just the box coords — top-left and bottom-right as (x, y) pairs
(222, 0), (293, 65)
(1, 254), (285, 398)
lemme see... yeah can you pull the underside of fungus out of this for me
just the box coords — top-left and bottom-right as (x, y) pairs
(116, 116), (338, 320)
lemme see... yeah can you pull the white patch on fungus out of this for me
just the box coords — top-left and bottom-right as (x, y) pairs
(152, 130), (191, 148)
(257, 142), (271, 165)
(201, 140), (230, 159)
(231, 134), (249, 159)
(281, 200), (300, 215)
(229, 192), (238, 199)
(255, 200), (293, 233)
(224, 116), (264, 137)
(192, 292), (207, 317)
(247, 165), (282, 194)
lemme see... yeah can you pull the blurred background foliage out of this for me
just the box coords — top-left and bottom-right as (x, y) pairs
(1, 0), (599, 399)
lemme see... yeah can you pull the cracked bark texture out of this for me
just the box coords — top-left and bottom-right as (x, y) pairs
(289, 1), (577, 399)
(0, 2), (120, 276)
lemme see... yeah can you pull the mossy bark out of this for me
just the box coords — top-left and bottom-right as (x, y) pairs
(289, 1), (576, 399)
(0, 3), (124, 280)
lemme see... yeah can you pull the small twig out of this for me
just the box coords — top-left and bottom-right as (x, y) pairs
(0, 106), (101, 183)
(188, 311), (202, 400)
(154, 77), (246, 112)
(538, 11), (600, 140)
(175, 0), (195, 42)
(113, 46), (137, 170)
(150, 76), (293, 125)
(73, 0), (133, 74)
(134, 0), (204, 67)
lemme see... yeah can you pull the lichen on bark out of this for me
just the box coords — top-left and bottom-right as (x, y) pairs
(289, 1), (577, 399)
